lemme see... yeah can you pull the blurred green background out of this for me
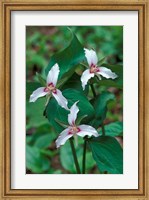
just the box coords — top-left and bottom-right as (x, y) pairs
(26, 26), (123, 174)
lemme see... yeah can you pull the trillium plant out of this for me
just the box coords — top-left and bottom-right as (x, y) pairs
(30, 63), (69, 110)
(28, 30), (123, 174)
(56, 101), (99, 148)
(81, 48), (118, 90)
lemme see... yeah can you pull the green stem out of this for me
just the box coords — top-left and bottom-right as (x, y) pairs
(43, 95), (51, 117)
(69, 138), (81, 174)
(90, 83), (106, 136)
(82, 138), (87, 174)
(80, 62), (88, 68)
(101, 123), (105, 136)
(90, 83), (96, 97)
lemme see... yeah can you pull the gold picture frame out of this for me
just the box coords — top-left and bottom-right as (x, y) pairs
(0, 0), (148, 199)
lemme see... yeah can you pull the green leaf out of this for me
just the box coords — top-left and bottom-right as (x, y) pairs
(57, 67), (76, 89)
(63, 89), (95, 123)
(98, 57), (107, 65)
(40, 149), (56, 157)
(47, 169), (62, 174)
(46, 89), (95, 133)
(60, 141), (79, 173)
(89, 136), (123, 174)
(97, 79), (122, 89)
(60, 140), (96, 173)
(27, 54), (47, 69)
(27, 124), (55, 144)
(89, 91), (115, 128)
(54, 118), (68, 128)
(85, 151), (97, 172)
(45, 33), (85, 79)
(45, 98), (64, 133)
(26, 98), (48, 128)
(34, 134), (54, 149)
(26, 145), (50, 173)
(99, 121), (123, 137)
(76, 115), (88, 126)
(36, 72), (46, 86)
(26, 32), (40, 44)
(26, 136), (33, 144)
(61, 73), (89, 95)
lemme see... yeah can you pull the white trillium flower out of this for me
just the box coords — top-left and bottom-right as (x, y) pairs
(56, 101), (98, 148)
(29, 63), (69, 110)
(81, 48), (118, 90)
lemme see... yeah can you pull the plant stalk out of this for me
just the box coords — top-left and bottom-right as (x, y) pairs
(90, 83), (96, 98)
(82, 138), (87, 174)
(101, 123), (105, 136)
(69, 138), (81, 174)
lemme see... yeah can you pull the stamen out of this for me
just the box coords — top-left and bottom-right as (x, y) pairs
(46, 82), (57, 93)
(90, 65), (100, 73)
(68, 126), (80, 135)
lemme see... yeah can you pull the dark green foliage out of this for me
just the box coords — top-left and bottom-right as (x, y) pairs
(89, 136), (123, 174)
(98, 121), (123, 137)
(89, 91), (115, 128)
(45, 34), (85, 79)
(26, 26), (123, 174)
(26, 145), (50, 173)
(46, 89), (95, 133)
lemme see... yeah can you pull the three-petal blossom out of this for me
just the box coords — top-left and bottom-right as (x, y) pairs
(81, 48), (118, 90)
(29, 63), (69, 110)
(56, 101), (98, 148)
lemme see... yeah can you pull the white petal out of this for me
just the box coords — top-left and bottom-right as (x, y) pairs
(47, 63), (60, 86)
(81, 69), (95, 90)
(52, 89), (69, 110)
(77, 125), (99, 137)
(29, 87), (48, 102)
(97, 67), (118, 79)
(84, 48), (98, 66)
(68, 101), (79, 125)
(56, 128), (73, 148)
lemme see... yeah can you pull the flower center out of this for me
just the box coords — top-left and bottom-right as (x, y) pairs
(44, 83), (57, 94)
(68, 126), (81, 135)
(90, 64), (100, 73)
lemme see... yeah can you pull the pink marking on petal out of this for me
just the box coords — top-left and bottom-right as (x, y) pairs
(52, 89), (57, 94)
(68, 131), (72, 135)
(91, 63), (95, 67)
(96, 68), (100, 72)
(68, 128), (74, 135)
(44, 87), (49, 92)
(48, 82), (54, 87)
(77, 127), (81, 132)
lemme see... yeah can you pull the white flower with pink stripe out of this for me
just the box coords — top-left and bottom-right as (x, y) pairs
(29, 63), (69, 110)
(56, 101), (98, 148)
(81, 48), (118, 90)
